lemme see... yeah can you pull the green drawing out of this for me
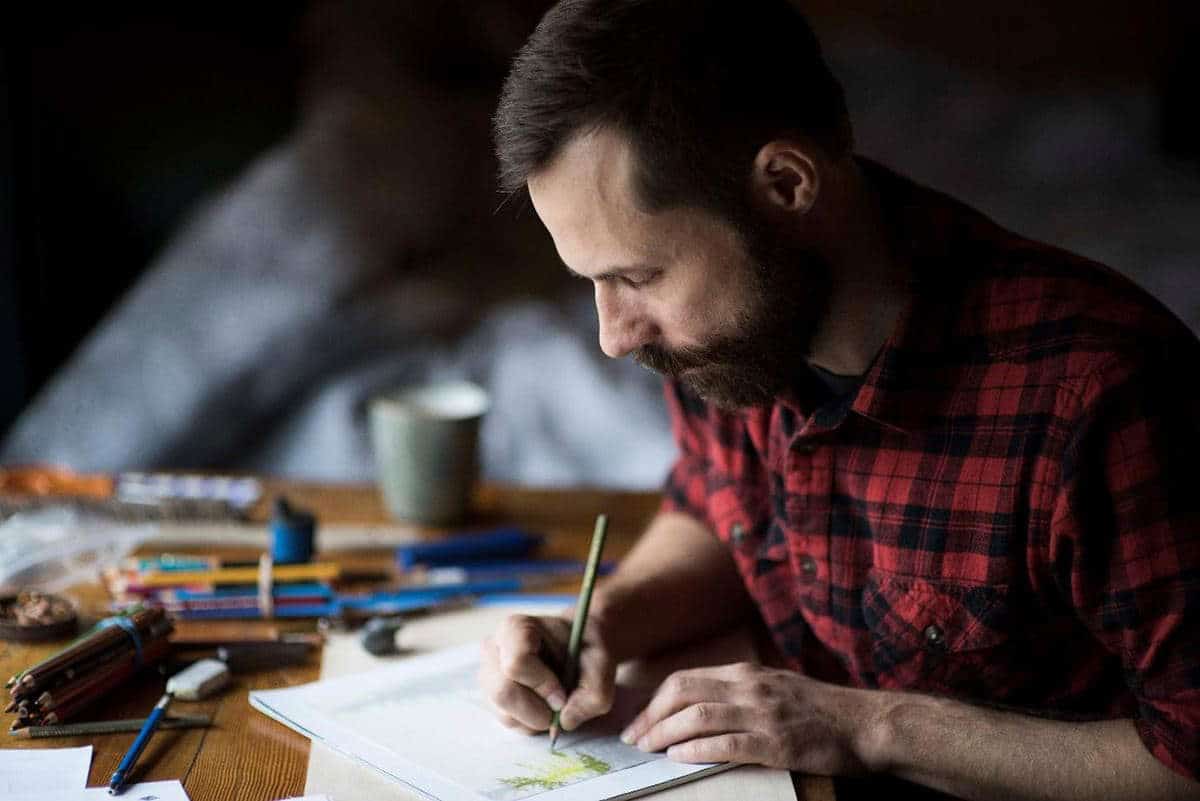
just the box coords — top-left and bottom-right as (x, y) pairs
(499, 750), (612, 792)
(576, 752), (610, 774)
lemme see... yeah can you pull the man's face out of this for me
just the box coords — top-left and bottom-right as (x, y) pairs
(527, 127), (830, 408)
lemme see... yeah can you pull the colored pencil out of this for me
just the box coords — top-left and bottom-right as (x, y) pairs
(9, 608), (167, 691)
(10, 715), (211, 739)
(7, 609), (172, 729)
(12, 613), (171, 702)
(133, 562), (339, 588)
(42, 639), (170, 723)
(549, 514), (609, 750)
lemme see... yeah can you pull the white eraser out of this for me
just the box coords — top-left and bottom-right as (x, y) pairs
(166, 658), (231, 700)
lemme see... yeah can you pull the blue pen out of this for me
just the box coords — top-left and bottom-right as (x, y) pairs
(109, 692), (172, 795)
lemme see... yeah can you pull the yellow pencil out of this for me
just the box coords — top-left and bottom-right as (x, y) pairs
(136, 562), (340, 587)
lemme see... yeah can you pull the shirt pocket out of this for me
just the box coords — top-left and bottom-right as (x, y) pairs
(861, 568), (1013, 697)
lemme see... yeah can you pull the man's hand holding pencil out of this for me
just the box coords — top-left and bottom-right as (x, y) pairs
(479, 613), (617, 736)
(480, 513), (614, 743)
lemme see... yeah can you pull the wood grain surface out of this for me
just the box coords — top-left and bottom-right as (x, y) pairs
(0, 481), (833, 800)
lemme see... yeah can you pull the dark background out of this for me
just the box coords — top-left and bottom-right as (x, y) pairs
(1, 0), (1197, 440)
(0, 3), (306, 436)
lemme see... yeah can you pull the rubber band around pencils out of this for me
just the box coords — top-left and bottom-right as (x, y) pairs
(258, 554), (274, 619)
(97, 616), (144, 667)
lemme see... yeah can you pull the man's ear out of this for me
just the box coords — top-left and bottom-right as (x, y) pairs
(750, 141), (819, 215)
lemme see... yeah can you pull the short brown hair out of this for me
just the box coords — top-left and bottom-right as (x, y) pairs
(494, 0), (852, 216)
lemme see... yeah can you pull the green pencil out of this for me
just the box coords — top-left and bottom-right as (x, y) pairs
(549, 513), (609, 751)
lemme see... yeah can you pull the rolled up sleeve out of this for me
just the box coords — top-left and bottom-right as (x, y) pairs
(1050, 356), (1200, 781)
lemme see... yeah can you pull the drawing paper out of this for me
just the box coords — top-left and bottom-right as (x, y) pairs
(252, 642), (732, 801)
(4, 779), (189, 801)
(0, 745), (92, 796)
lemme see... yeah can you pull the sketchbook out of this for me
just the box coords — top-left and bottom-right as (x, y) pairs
(252, 641), (733, 801)
(250, 600), (791, 801)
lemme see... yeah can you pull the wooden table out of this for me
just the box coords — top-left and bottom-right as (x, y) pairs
(0, 481), (833, 800)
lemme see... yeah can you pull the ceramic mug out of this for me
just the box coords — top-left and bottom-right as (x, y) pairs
(368, 381), (490, 524)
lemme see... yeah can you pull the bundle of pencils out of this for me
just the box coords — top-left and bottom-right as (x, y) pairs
(5, 607), (173, 731)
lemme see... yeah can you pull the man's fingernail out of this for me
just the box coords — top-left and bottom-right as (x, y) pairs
(547, 693), (565, 711)
(619, 728), (634, 744)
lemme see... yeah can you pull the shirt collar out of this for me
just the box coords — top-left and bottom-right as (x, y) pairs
(739, 160), (997, 436)
(844, 159), (993, 435)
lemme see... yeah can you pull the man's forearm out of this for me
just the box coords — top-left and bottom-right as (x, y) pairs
(588, 511), (755, 663)
(862, 691), (1198, 801)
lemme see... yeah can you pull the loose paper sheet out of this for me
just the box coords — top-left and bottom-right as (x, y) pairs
(4, 779), (189, 801)
(0, 745), (92, 796)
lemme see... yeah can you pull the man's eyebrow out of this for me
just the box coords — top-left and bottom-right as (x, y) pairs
(559, 258), (656, 282)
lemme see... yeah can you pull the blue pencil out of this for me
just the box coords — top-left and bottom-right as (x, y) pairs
(108, 691), (172, 795)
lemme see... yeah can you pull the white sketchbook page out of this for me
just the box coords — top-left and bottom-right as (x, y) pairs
(253, 641), (733, 801)
(0, 745), (92, 795)
(272, 601), (797, 801)
(304, 602), (550, 801)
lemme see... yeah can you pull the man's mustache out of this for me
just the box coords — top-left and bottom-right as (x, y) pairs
(633, 343), (727, 375)
(634, 344), (693, 375)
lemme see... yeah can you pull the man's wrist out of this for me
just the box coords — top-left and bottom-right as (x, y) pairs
(851, 688), (929, 775)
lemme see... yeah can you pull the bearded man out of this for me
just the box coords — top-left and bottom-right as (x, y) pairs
(477, 2), (1200, 799)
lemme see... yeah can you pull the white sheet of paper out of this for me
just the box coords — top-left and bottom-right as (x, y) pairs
(0, 745), (92, 795)
(3, 779), (189, 801)
(252, 643), (731, 801)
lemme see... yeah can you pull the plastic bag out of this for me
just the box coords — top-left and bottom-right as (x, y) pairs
(0, 508), (153, 592)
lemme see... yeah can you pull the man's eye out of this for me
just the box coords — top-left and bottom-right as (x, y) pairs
(622, 272), (658, 288)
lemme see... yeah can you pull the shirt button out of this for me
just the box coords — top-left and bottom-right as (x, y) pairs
(799, 554), (818, 580)
(923, 624), (945, 649)
(796, 441), (817, 454)
(730, 523), (746, 546)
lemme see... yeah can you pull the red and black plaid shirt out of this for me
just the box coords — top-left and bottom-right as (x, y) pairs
(660, 161), (1200, 781)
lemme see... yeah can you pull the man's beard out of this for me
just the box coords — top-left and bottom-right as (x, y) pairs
(634, 223), (832, 409)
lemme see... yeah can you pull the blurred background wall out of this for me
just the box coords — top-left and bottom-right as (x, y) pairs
(0, 0), (1196, 485)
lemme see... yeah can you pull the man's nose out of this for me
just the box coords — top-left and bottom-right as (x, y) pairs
(596, 285), (654, 359)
